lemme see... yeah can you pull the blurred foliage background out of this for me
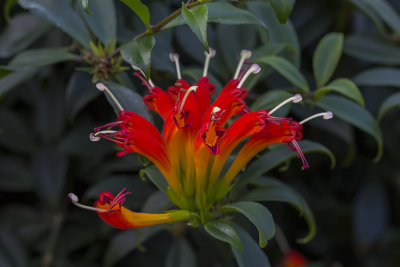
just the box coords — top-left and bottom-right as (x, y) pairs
(0, 0), (400, 266)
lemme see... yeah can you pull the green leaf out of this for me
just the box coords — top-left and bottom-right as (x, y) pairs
(7, 48), (76, 70)
(3, 0), (18, 22)
(267, 0), (295, 24)
(353, 67), (400, 87)
(139, 165), (168, 193)
(166, 238), (196, 267)
(313, 32), (344, 87)
(378, 92), (400, 122)
(348, 0), (385, 33)
(241, 177), (316, 243)
(0, 68), (39, 95)
(18, 0), (91, 48)
(0, 156), (32, 192)
(231, 223), (271, 267)
(250, 90), (293, 117)
(316, 95), (383, 161)
(344, 34), (400, 65)
(81, 0), (92, 14)
(166, 2), (268, 36)
(0, 228), (29, 267)
(102, 81), (152, 121)
(120, 0), (151, 31)
(182, 3), (208, 51)
(363, 0), (400, 35)
(255, 55), (309, 92)
(220, 202), (275, 248)
(81, 0), (116, 44)
(0, 13), (50, 58)
(315, 78), (364, 106)
(204, 221), (242, 250)
(121, 36), (155, 78)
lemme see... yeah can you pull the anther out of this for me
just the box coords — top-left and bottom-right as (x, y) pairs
(269, 94), (303, 116)
(131, 65), (155, 87)
(234, 50), (252, 79)
(170, 53), (182, 80)
(89, 133), (100, 141)
(238, 64), (261, 88)
(211, 106), (225, 121)
(178, 86), (197, 113)
(96, 83), (124, 112)
(203, 48), (216, 77)
(68, 193), (107, 212)
(300, 111), (333, 125)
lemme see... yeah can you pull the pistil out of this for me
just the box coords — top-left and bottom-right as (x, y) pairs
(238, 64), (261, 88)
(300, 111), (333, 124)
(178, 86), (198, 114)
(170, 53), (182, 80)
(132, 65), (155, 87)
(203, 48), (216, 77)
(96, 83), (124, 112)
(234, 50), (252, 79)
(68, 193), (107, 212)
(269, 94), (302, 115)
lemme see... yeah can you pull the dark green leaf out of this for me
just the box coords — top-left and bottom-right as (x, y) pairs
(231, 223), (271, 267)
(121, 36), (155, 78)
(120, 0), (151, 31)
(139, 165), (168, 192)
(353, 67), (400, 87)
(0, 68), (39, 95)
(363, 0), (400, 35)
(0, 156), (32, 191)
(313, 32), (344, 87)
(7, 48), (76, 70)
(241, 177), (316, 243)
(220, 202), (275, 248)
(348, 0), (385, 33)
(315, 78), (364, 106)
(316, 95), (383, 161)
(166, 238), (196, 267)
(267, 0), (295, 24)
(0, 228), (29, 267)
(344, 34), (400, 64)
(81, 0), (116, 44)
(378, 92), (400, 122)
(0, 13), (50, 58)
(251, 43), (290, 59)
(204, 221), (242, 250)
(182, 3), (208, 51)
(81, 0), (92, 15)
(250, 90), (293, 117)
(102, 81), (152, 121)
(18, 0), (91, 48)
(255, 55), (309, 92)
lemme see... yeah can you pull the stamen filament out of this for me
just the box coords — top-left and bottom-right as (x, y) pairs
(300, 111), (333, 125)
(203, 48), (216, 77)
(170, 53), (182, 80)
(238, 64), (261, 88)
(178, 86), (198, 113)
(68, 193), (107, 212)
(96, 83), (124, 112)
(132, 65), (155, 87)
(269, 94), (302, 115)
(291, 140), (309, 169)
(234, 50), (252, 79)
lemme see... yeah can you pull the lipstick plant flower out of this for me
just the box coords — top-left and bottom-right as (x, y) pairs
(69, 49), (332, 248)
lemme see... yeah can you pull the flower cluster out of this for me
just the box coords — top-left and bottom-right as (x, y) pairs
(69, 49), (332, 229)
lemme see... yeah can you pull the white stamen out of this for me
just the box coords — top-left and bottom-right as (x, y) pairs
(269, 94), (303, 115)
(238, 64), (261, 88)
(131, 65), (155, 87)
(234, 50), (252, 79)
(300, 111), (333, 125)
(89, 133), (100, 141)
(170, 53), (182, 80)
(212, 106), (221, 113)
(68, 193), (107, 212)
(96, 83), (124, 112)
(203, 48), (216, 77)
(178, 86), (197, 113)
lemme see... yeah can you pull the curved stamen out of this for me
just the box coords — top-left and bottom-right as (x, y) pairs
(68, 193), (107, 212)
(132, 65), (155, 87)
(234, 50), (252, 79)
(96, 83), (124, 112)
(291, 140), (309, 170)
(169, 53), (182, 80)
(238, 64), (261, 88)
(300, 111), (333, 125)
(178, 86), (198, 113)
(94, 121), (122, 133)
(203, 48), (216, 77)
(269, 94), (302, 115)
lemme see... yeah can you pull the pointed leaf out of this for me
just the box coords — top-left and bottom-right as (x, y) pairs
(182, 3), (208, 51)
(120, 0), (151, 31)
(18, 0), (91, 48)
(241, 177), (316, 243)
(267, 0), (295, 24)
(121, 36), (155, 78)
(0, 68), (39, 95)
(204, 221), (242, 250)
(220, 202), (275, 248)
(347, 0), (385, 33)
(378, 92), (400, 122)
(353, 67), (400, 87)
(315, 78), (364, 106)
(363, 0), (400, 35)
(166, 238), (196, 267)
(139, 165), (168, 193)
(313, 32), (344, 87)
(255, 55), (309, 92)
(316, 95), (383, 161)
